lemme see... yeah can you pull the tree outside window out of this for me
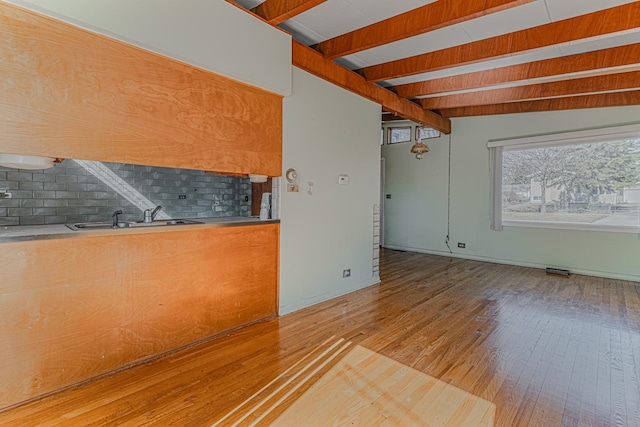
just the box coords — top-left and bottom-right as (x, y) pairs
(502, 139), (640, 226)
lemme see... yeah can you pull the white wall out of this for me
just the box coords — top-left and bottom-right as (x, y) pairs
(280, 67), (381, 314)
(382, 124), (450, 254)
(382, 107), (640, 281)
(4, 0), (383, 313)
(3, 0), (291, 95)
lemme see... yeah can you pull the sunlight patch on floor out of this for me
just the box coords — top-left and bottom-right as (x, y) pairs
(214, 337), (495, 426)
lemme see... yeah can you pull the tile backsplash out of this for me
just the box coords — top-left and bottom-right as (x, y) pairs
(0, 160), (251, 226)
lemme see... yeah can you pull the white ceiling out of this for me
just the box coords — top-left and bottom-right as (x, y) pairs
(235, 0), (640, 91)
(235, 0), (640, 113)
(280, 0), (438, 41)
(386, 30), (640, 90)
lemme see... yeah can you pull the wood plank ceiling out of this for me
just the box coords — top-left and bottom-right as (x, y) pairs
(230, 0), (640, 133)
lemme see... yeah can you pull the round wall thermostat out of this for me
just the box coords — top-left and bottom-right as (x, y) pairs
(285, 168), (298, 183)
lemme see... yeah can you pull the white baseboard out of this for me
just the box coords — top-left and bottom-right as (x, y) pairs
(382, 244), (640, 283)
(279, 277), (381, 316)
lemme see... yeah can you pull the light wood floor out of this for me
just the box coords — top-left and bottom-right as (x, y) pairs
(1, 249), (639, 426)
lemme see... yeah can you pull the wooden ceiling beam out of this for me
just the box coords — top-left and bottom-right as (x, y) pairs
(420, 70), (640, 109)
(292, 41), (451, 133)
(393, 43), (640, 98)
(359, 2), (640, 82)
(439, 90), (640, 117)
(313, 0), (533, 60)
(381, 114), (411, 123)
(251, 0), (326, 25)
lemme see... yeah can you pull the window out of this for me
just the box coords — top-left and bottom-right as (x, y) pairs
(489, 124), (640, 232)
(416, 126), (441, 141)
(387, 126), (412, 144)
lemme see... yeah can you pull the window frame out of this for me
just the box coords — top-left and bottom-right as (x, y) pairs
(387, 126), (412, 144)
(488, 123), (640, 234)
(415, 126), (441, 141)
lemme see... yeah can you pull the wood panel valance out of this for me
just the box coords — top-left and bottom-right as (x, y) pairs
(0, 3), (282, 176)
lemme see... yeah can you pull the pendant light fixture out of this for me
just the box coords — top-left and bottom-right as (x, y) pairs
(410, 139), (429, 159)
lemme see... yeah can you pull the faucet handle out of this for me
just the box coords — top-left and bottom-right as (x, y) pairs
(151, 205), (162, 219)
(112, 210), (123, 227)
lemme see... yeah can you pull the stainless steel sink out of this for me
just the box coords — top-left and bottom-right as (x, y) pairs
(65, 219), (202, 231)
(124, 219), (203, 228)
(65, 221), (115, 231)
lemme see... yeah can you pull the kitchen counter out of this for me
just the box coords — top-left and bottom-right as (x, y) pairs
(1, 220), (279, 408)
(0, 216), (279, 242)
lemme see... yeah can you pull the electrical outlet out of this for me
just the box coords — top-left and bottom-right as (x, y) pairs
(178, 195), (187, 199)
(244, 195), (249, 202)
(458, 242), (466, 249)
(343, 269), (351, 278)
(0, 190), (12, 199)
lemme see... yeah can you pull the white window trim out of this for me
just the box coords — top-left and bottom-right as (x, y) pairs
(488, 123), (640, 150)
(502, 220), (639, 234)
(489, 145), (503, 231)
(488, 123), (640, 234)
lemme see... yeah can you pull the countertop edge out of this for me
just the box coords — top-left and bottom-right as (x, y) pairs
(0, 218), (280, 243)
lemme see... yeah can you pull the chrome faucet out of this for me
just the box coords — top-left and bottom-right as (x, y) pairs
(143, 205), (162, 223)
(111, 210), (123, 228)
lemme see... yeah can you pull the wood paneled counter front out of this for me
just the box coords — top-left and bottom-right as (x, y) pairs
(0, 221), (279, 410)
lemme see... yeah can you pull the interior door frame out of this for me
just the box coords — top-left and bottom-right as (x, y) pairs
(380, 157), (385, 247)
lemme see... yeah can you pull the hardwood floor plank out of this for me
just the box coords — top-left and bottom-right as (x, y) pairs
(621, 282), (640, 426)
(579, 276), (607, 426)
(609, 281), (628, 427)
(596, 280), (613, 427)
(1, 249), (639, 426)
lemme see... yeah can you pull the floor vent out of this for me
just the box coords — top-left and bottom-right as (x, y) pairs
(546, 267), (570, 276)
